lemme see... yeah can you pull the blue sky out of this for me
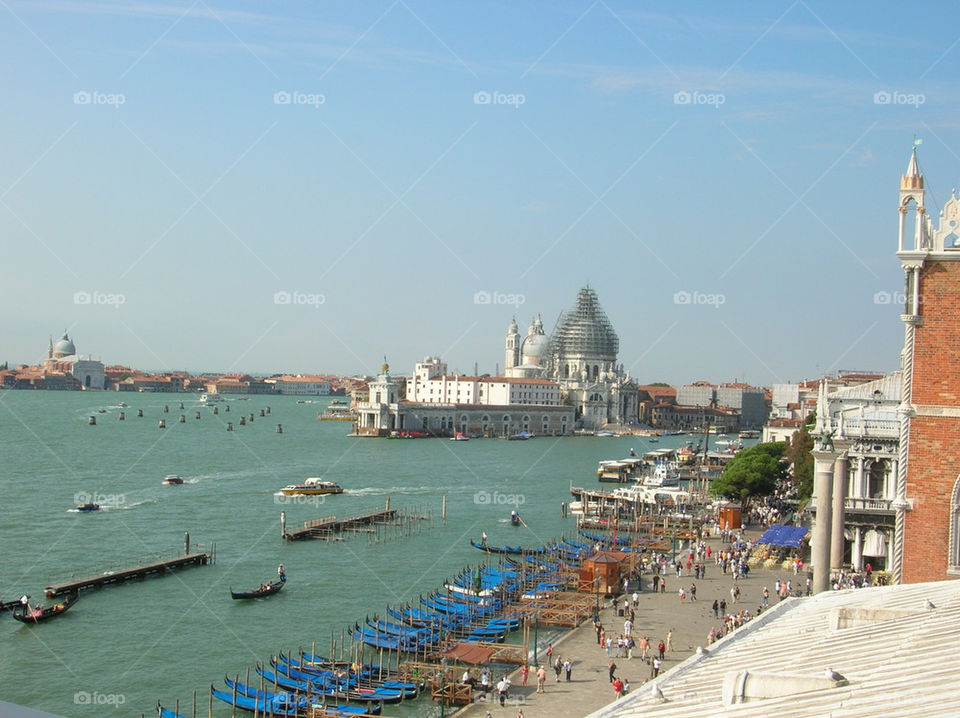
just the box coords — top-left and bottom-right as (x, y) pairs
(1, 1), (957, 384)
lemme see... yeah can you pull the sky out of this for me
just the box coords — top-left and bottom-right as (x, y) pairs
(1, 1), (958, 385)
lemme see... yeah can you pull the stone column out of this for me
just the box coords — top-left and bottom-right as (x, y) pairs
(856, 457), (866, 499)
(852, 526), (863, 571)
(812, 449), (837, 594)
(830, 455), (849, 570)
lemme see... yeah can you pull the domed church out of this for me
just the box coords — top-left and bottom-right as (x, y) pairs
(504, 286), (638, 429)
(43, 331), (105, 389)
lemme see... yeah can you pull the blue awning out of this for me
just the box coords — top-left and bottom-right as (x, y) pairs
(756, 525), (808, 548)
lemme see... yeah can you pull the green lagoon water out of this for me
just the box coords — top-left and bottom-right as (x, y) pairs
(0, 391), (690, 716)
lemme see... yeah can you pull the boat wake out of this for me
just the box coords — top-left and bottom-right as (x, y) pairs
(342, 485), (459, 496)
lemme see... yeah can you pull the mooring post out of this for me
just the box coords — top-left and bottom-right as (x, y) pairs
(185, 532), (190, 555)
(385, 497), (391, 512)
(280, 511), (286, 539)
(441, 495), (447, 524)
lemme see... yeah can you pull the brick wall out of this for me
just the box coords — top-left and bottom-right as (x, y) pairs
(903, 261), (960, 583)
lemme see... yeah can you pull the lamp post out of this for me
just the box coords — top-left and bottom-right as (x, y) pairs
(533, 611), (540, 666)
(594, 576), (601, 622)
(439, 657), (448, 718)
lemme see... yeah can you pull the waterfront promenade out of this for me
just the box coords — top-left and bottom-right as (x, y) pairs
(454, 528), (800, 718)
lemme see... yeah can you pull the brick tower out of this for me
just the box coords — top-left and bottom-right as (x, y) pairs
(895, 147), (960, 583)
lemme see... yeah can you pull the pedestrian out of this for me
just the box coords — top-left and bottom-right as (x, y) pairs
(679, 587), (686, 601)
(690, 582), (697, 601)
(653, 574), (660, 592)
(546, 642), (553, 662)
(496, 678), (508, 707)
(554, 656), (562, 682)
(605, 636), (613, 657)
(666, 630), (673, 652)
(608, 658), (617, 682)
(623, 678), (630, 695)
(652, 656), (662, 677)
(720, 598), (727, 614)
(712, 599), (719, 618)
(564, 658), (572, 682)
(658, 639), (666, 660)
(660, 577), (666, 594)
(639, 635), (649, 659)
(762, 587), (769, 606)
(599, 627), (606, 650)
(612, 677), (624, 697)
(521, 663), (529, 686)
(632, 591), (639, 607)
(616, 636), (624, 657)
(536, 665), (546, 693)
(626, 635), (634, 659)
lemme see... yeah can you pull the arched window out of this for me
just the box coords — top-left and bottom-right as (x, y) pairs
(950, 476), (960, 573)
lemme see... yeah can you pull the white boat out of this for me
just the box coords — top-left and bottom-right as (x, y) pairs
(595, 431), (616, 437)
(162, 474), (184, 485)
(643, 461), (681, 488)
(279, 477), (344, 495)
(200, 393), (224, 404)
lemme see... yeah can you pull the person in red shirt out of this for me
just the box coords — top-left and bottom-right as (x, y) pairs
(658, 640), (666, 659)
(612, 678), (624, 697)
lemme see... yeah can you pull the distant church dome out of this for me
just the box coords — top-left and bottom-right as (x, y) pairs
(552, 287), (619, 360)
(521, 315), (549, 365)
(52, 331), (76, 358)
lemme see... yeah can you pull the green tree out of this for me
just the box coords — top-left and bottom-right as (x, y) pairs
(784, 413), (816, 501)
(711, 443), (786, 514)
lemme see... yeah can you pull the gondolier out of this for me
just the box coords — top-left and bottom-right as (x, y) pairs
(278, 563), (285, 578)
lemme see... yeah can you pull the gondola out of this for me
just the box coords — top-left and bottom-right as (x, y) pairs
(223, 676), (381, 716)
(157, 702), (191, 718)
(230, 575), (285, 600)
(12, 593), (79, 623)
(469, 539), (546, 555)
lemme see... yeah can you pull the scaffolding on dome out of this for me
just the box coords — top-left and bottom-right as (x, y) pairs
(545, 287), (620, 375)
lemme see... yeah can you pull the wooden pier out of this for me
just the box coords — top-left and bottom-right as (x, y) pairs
(283, 509), (399, 541)
(45, 534), (213, 598)
(281, 500), (433, 542)
(45, 552), (211, 598)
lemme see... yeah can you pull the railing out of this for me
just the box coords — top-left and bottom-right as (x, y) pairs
(840, 419), (899, 438)
(844, 497), (894, 512)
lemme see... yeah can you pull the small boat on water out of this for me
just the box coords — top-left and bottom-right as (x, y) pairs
(200, 393), (224, 404)
(450, 432), (470, 441)
(76, 503), (101, 512)
(595, 431), (615, 437)
(161, 475), (184, 485)
(279, 478), (343, 496)
(12, 593), (79, 623)
(230, 575), (286, 600)
(510, 510), (523, 527)
(506, 431), (532, 440)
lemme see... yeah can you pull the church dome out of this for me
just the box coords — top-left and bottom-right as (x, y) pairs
(52, 332), (76, 357)
(551, 287), (619, 360)
(521, 333), (550, 365)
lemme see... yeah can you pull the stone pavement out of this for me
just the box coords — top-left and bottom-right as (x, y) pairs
(453, 528), (803, 718)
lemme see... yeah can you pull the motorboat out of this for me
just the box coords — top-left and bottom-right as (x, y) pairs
(200, 393), (224, 404)
(162, 475), (184, 485)
(450, 433), (470, 441)
(76, 503), (101, 512)
(279, 478), (344, 496)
